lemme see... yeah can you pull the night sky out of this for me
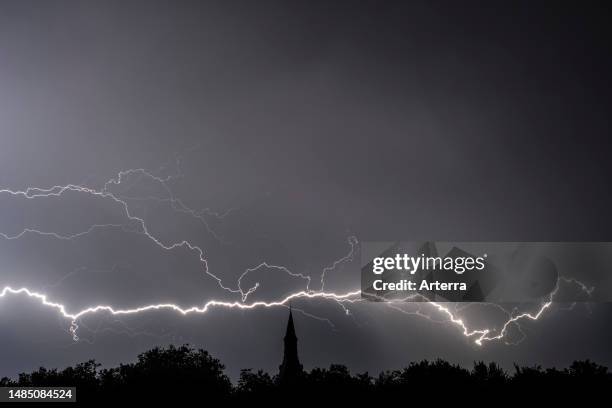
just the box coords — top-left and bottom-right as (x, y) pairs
(1, 0), (611, 380)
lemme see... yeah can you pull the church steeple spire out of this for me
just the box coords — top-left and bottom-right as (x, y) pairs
(279, 306), (303, 382)
(285, 306), (296, 339)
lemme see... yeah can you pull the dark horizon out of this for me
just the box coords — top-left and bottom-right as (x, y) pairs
(2, 341), (610, 402)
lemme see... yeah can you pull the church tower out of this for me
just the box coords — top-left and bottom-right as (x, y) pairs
(279, 307), (303, 382)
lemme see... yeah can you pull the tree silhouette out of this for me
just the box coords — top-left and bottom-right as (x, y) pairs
(98, 344), (231, 401)
(236, 368), (275, 400)
(1, 345), (611, 402)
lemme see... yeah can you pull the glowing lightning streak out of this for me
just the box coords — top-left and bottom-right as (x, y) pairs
(381, 276), (593, 346)
(0, 277), (589, 345)
(320, 236), (358, 291)
(0, 286), (361, 341)
(0, 169), (595, 346)
(0, 169), (361, 339)
(0, 181), (246, 297)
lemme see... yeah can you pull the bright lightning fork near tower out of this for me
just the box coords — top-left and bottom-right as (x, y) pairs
(0, 169), (594, 345)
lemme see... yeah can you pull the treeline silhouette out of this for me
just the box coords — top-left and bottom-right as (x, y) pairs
(1, 345), (610, 402)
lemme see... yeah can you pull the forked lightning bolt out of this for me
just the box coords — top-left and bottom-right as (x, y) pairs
(0, 169), (594, 345)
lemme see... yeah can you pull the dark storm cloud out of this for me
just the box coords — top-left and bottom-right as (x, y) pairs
(0, 0), (611, 379)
